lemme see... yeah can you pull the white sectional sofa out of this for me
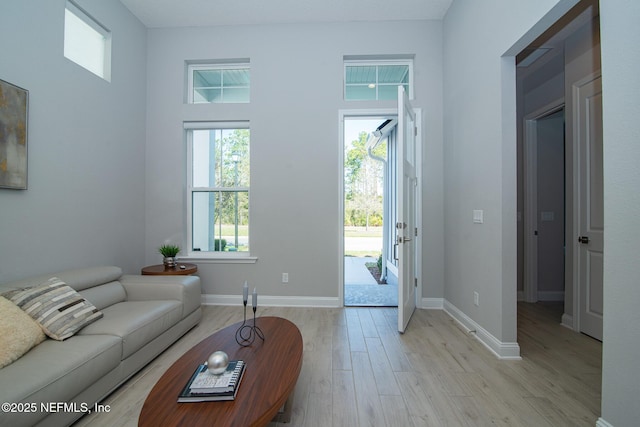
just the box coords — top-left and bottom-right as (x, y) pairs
(0, 266), (202, 427)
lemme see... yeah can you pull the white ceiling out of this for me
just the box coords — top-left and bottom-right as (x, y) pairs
(119, 0), (454, 28)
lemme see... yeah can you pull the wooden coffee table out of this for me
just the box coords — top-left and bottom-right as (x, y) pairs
(139, 316), (303, 427)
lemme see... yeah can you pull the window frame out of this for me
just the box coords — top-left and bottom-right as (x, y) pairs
(185, 121), (255, 262)
(187, 63), (251, 104)
(344, 59), (414, 101)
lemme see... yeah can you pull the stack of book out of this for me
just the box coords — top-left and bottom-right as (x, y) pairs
(178, 360), (246, 402)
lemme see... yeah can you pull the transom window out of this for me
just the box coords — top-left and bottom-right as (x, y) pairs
(344, 60), (413, 101)
(188, 64), (250, 104)
(186, 123), (250, 254)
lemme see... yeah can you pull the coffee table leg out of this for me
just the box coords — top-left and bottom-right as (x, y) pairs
(272, 394), (294, 423)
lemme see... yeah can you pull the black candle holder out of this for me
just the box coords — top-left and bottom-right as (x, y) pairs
(235, 301), (265, 347)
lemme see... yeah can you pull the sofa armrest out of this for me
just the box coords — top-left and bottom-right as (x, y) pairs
(119, 275), (201, 317)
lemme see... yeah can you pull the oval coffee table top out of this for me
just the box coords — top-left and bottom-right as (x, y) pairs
(139, 316), (303, 427)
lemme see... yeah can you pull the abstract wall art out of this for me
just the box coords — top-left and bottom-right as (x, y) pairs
(0, 78), (28, 189)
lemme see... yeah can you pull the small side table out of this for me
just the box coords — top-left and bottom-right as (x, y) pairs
(141, 263), (198, 276)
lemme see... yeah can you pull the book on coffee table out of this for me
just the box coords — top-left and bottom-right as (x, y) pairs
(178, 360), (245, 402)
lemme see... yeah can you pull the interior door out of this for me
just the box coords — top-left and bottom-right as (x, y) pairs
(576, 75), (603, 341)
(397, 86), (417, 333)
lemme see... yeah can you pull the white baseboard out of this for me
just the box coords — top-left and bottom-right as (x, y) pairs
(443, 300), (521, 360)
(201, 294), (341, 308)
(420, 298), (444, 309)
(596, 417), (614, 427)
(517, 290), (565, 302)
(537, 291), (564, 301)
(561, 313), (575, 330)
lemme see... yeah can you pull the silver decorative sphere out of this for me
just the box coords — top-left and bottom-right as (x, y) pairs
(207, 351), (229, 375)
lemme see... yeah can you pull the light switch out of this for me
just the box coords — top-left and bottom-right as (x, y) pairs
(473, 210), (484, 224)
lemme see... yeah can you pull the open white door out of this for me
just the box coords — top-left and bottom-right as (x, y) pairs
(576, 75), (604, 341)
(397, 86), (417, 333)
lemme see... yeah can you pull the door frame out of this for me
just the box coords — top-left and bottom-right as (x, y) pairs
(338, 108), (422, 309)
(523, 99), (565, 304)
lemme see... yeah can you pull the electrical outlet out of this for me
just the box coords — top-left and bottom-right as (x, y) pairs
(474, 292), (479, 306)
(282, 273), (289, 283)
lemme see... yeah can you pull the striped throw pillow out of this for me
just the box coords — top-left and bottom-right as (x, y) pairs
(5, 277), (103, 341)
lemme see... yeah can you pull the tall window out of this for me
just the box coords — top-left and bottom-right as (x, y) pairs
(188, 64), (250, 104)
(187, 123), (250, 254)
(344, 60), (413, 101)
(64, 0), (111, 81)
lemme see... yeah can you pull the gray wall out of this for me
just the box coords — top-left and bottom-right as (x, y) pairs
(443, 0), (638, 423)
(144, 21), (444, 301)
(0, 0), (147, 283)
(600, 1), (640, 425)
(442, 0), (579, 344)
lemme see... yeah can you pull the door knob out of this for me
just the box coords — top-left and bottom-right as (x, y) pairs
(578, 236), (590, 244)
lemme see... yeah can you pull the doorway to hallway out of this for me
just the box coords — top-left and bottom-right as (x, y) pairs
(517, 0), (603, 341)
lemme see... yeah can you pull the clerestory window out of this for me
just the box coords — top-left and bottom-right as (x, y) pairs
(64, 0), (111, 81)
(344, 59), (413, 101)
(187, 63), (250, 104)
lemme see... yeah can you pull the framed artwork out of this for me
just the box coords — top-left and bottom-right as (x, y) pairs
(0, 78), (28, 190)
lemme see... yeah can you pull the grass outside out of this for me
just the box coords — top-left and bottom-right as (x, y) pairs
(344, 226), (382, 238)
(344, 226), (382, 258)
(218, 224), (248, 236)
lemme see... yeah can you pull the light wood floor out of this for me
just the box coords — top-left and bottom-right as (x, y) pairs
(74, 303), (601, 427)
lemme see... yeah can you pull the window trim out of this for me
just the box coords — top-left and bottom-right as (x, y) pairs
(344, 59), (414, 101)
(187, 63), (250, 104)
(184, 121), (254, 262)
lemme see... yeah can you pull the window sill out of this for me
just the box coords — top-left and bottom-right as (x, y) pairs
(179, 254), (258, 264)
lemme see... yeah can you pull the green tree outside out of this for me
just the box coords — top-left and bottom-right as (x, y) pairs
(344, 131), (386, 229)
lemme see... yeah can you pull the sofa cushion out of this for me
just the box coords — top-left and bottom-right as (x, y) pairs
(5, 278), (103, 340)
(56, 266), (123, 292)
(0, 334), (121, 423)
(0, 266), (123, 293)
(78, 300), (182, 359)
(0, 296), (46, 368)
(79, 281), (127, 311)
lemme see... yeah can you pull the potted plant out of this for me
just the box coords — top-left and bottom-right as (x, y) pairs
(158, 244), (181, 268)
